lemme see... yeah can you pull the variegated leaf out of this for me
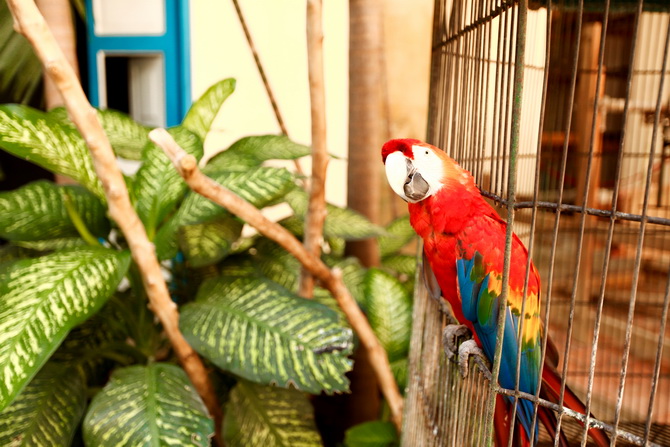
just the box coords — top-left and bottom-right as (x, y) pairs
(381, 254), (417, 277)
(48, 107), (151, 160)
(178, 216), (244, 268)
(285, 190), (385, 241)
(83, 363), (213, 446)
(0, 248), (131, 410)
(249, 239), (364, 319)
(0, 104), (104, 198)
(179, 167), (296, 225)
(154, 167), (294, 260)
(49, 291), (154, 380)
(206, 135), (311, 171)
(362, 269), (412, 362)
(0, 181), (109, 242)
(97, 108), (152, 160)
(379, 215), (416, 257)
(181, 275), (353, 394)
(223, 380), (322, 446)
(14, 238), (87, 251)
(0, 363), (86, 446)
(134, 126), (203, 234)
(182, 78), (236, 140)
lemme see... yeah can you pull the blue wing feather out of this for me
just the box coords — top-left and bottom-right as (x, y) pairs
(456, 251), (539, 444)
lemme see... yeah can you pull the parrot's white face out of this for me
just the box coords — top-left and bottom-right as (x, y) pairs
(384, 145), (446, 203)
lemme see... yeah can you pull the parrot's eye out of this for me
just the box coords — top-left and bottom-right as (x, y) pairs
(425, 150), (429, 155)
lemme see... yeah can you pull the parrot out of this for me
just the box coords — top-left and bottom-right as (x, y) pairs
(381, 138), (609, 446)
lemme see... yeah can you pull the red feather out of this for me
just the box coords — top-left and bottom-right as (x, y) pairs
(383, 139), (610, 446)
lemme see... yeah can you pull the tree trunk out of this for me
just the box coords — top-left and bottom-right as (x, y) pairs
(346, 0), (384, 267)
(35, 0), (79, 110)
(344, 0), (384, 428)
(35, 0), (79, 185)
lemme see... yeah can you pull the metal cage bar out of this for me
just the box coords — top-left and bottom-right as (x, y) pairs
(403, 0), (670, 445)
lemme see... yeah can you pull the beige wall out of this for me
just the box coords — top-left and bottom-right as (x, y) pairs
(190, 0), (432, 208)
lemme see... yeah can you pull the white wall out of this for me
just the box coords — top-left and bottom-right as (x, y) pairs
(189, 0), (433, 209)
(190, 0), (348, 206)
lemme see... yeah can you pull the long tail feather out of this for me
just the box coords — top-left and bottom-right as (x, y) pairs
(494, 395), (513, 447)
(537, 405), (570, 447)
(541, 367), (610, 447)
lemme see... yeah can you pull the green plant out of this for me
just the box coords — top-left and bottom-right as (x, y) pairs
(0, 78), (415, 446)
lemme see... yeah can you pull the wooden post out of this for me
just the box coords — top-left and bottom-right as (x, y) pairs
(574, 22), (605, 301)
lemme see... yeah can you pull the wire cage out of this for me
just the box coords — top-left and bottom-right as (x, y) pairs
(402, 0), (670, 446)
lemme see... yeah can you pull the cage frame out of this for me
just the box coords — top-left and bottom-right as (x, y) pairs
(403, 0), (670, 446)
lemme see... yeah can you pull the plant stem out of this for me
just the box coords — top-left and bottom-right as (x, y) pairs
(62, 189), (101, 246)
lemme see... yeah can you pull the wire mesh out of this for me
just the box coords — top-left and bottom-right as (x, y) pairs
(404, 0), (670, 446)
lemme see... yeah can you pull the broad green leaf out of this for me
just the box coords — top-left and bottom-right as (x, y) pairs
(14, 237), (87, 251)
(252, 238), (300, 292)
(48, 107), (151, 160)
(154, 167), (294, 260)
(0, 363), (86, 446)
(332, 257), (367, 305)
(0, 181), (109, 242)
(179, 167), (296, 225)
(182, 78), (236, 140)
(134, 126), (203, 235)
(0, 247), (131, 410)
(285, 190), (385, 241)
(181, 275), (353, 394)
(179, 216), (244, 268)
(206, 135), (311, 171)
(50, 293), (152, 379)
(223, 380), (321, 447)
(381, 254), (416, 277)
(344, 421), (399, 447)
(278, 215), (305, 236)
(97, 108), (152, 160)
(83, 363), (213, 446)
(0, 105), (104, 198)
(362, 269), (412, 362)
(379, 215), (416, 257)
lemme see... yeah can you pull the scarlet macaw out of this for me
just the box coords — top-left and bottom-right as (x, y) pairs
(382, 138), (609, 446)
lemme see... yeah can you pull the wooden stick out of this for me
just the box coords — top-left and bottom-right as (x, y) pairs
(5, 1), (223, 442)
(150, 128), (405, 432)
(299, 0), (329, 298)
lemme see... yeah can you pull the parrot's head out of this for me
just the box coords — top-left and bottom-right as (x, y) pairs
(381, 138), (473, 203)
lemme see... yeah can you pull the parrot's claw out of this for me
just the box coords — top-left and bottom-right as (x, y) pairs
(442, 324), (471, 361)
(457, 339), (489, 379)
(442, 325), (490, 379)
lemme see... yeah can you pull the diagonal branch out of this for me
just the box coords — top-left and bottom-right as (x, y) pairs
(5, 0), (223, 442)
(149, 127), (405, 432)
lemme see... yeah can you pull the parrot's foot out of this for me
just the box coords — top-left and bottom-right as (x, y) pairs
(457, 340), (490, 379)
(442, 325), (491, 379)
(442, 324), (471, 361)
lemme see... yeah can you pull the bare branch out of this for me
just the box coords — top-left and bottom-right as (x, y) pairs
(299, 0), (329, 298)
(5, 0), (223, 442)
(150, 127), (405, 432)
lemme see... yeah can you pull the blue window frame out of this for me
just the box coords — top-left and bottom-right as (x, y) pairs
(85, 0), (191, 126)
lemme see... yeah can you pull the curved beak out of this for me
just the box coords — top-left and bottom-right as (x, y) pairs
(403, 158), (430, 202)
